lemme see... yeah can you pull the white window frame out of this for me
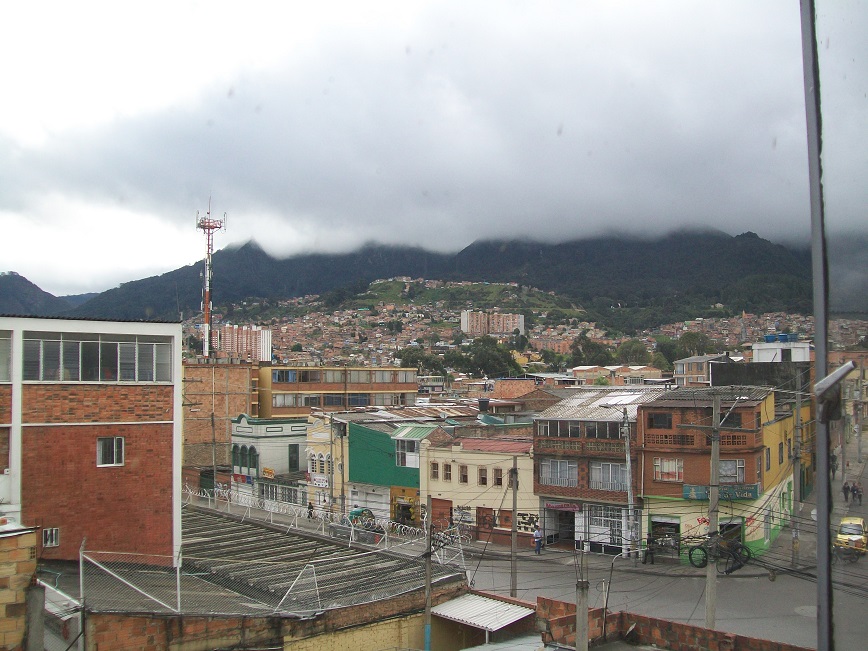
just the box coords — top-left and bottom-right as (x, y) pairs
(97, 437), (124, 467)
(653, 457), (684, 482)
(720, 459), (745, 484)
(396, 439), (419, 468)
(43, 528), (60, 548)
(540, 458), (578, 487)
(589, 461), (628, 491)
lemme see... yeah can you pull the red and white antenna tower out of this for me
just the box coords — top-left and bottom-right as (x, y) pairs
(196, 199), (226, 357)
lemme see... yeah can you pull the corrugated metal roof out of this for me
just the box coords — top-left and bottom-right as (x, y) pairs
(392, 424), (440, 440)
(537, 386), (669, 421)
(459, 438), (533, 454)
(648, 385), (771, 406)
(431, 593), (535, 632)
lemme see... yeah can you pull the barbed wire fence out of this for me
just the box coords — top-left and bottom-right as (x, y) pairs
(75, 486), (468, 617)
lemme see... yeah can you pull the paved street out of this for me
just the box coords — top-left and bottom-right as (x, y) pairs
(462, 432), (868, 650)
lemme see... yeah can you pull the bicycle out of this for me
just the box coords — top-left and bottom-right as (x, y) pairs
(831, 544), (862, 565)
(686, 534), (752, 575)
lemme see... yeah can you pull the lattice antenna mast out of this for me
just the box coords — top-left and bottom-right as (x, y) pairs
(196, 199), (226, 357)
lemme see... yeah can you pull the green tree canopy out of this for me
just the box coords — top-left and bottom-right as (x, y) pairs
(615, 339), (650, 365)
(676, 332), (712, 358)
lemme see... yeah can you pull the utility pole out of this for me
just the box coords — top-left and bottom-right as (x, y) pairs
(575, 550), (589, 651)
(705, 394), (721, 630)
(510, 456), (518, 598)
(620, 407), (637, 565)
(329, 417), (335, 512)
(424, 494), (432, 651)
(857, 359), (863, 464)
(792, 389), (803, 568)
(211, 412), (218, 500)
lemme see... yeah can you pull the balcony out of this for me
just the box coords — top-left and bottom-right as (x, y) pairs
(584, 440), (625, 453)
(539, 476), (578, 488)
(589, 480), (629, 492)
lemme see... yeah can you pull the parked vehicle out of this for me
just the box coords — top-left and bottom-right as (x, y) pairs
(834, 516), (867, 553)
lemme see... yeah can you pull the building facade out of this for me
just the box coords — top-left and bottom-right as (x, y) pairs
(533, 387), (667, 553)
(639, 386), (803, 557)
(259, 365), (418, 418)
(0, 316), (182, 560)
(421, 426), (536, 545)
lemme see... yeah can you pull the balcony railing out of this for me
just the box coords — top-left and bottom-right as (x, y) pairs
(536, 439), (583, 451)
(584, 440), (625, 453)
(539, 476), (578, 488)
(588, 480), (628, 492)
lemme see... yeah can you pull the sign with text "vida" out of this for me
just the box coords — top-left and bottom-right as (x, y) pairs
(683, 483), (760, 501)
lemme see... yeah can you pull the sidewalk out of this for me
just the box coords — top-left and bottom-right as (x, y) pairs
(463, 432), (868, 580)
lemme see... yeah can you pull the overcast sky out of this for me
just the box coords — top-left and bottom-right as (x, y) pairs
(2, 1), (865, 297)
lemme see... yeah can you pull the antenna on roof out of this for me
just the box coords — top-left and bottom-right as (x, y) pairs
(196, 197), (227, 358)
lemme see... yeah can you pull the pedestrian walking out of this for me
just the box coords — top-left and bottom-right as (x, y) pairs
(533, 525), (543, 554)
(856, 482), (864, 506)
(307, 501), (314, 518)
(842, 481), (851, 503)
(642, 532), (655, 565)
(831, 454), (838, 480)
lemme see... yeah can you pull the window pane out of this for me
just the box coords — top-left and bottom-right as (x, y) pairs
(155, 343), (172, 381)
(43, 340), (60, 381)
(114, 437), (124, 464)
(100, 343), (118, 381)
(81, 341), (100, 381)
(0, 337), (10, 382)
(137, 343), (154, 381)
(23, 340), (40, 380)
(119, 342), (136, 381)
(62, 340), (80, 381)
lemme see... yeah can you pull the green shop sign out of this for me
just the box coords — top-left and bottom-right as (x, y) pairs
(682, 483), (759, 500)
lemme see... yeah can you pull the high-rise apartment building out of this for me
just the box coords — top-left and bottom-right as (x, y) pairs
(460, 310), (525, 336)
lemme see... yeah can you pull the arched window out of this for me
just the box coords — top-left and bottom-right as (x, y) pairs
(232, 444), (240, 468)
(309, 454), (317, 473)
(240, 445), (249, 470)
(318, 453), (325, 474)
(327, 455), (333, 476)
(249, 446), (259, 476)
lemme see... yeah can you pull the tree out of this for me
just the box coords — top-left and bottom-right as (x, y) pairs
(653, 337), (678, 364)
(651, 352), (672, 372)
(570, 332), (613, 367)
(615, 339), (650, 365)
(291, 343), (303, 352)
(676, 332), (711, 358)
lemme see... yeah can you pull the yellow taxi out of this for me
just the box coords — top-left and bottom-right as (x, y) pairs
(835, 516), (867, 553)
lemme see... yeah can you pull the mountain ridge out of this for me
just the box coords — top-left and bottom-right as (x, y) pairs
(0, 230), (832, 333)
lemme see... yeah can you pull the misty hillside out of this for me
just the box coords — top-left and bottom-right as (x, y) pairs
(0, 230), (822, 334)
(0, 272), (74, 316)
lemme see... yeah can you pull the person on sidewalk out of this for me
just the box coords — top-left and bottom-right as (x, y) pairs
(642, 532), (655, 565)
(856, 482), (864, 506)
(831, 454), (838, 480)
(307, 501), (314, 518)
(842, 481), (851, 503)
(533, 525), (543, 554)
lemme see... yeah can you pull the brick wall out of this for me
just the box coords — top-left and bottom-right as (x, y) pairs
(86, 582), (466, 650)
(0, 386), (11, 427)
(0, 527), (38, 651)
(22, 384), (173, 424)
(536, 596), (814, 651)
(182, 363), (255, 466)
(22, 422), (174, 559)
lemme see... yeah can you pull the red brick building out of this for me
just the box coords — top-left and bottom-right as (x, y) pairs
(533, 386), (667, 553)
(0, 316), (182, 561)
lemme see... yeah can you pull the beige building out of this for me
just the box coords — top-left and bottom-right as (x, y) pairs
(421, 424), (537, 545)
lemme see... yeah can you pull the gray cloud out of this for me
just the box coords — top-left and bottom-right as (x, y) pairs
(2, 1), (865, 295)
